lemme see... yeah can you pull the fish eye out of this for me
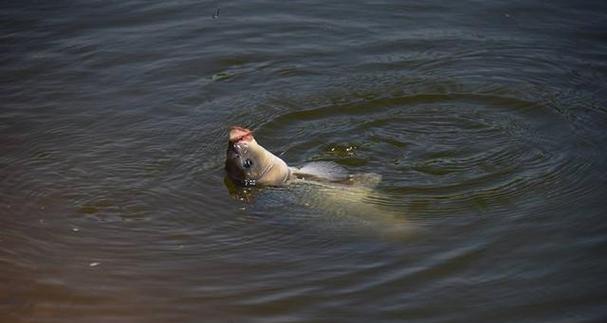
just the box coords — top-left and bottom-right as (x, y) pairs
(243, 159), (253, 169)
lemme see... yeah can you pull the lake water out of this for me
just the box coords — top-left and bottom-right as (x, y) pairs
(2, 1), (607, 322)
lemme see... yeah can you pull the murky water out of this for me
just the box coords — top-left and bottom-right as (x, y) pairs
(2, 1), (607, 322)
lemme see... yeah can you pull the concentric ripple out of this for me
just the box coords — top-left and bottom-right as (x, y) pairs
(261, 86), (590, 218)
(2, 1), (607, 322)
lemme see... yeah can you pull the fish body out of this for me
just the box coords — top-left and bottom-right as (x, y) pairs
(224, 126), (411, 238)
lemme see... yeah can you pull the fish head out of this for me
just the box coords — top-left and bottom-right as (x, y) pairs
(225, 126), (269, 185)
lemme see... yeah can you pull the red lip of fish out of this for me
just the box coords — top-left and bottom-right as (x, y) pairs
(229, 126), (253, 143)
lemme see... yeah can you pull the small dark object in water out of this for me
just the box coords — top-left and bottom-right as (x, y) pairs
(212, 8), (221, 19)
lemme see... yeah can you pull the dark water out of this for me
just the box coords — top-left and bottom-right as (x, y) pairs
(2, 1), (607, 322)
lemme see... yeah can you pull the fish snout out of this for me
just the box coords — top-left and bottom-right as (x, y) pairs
(229, 126), (253, 143)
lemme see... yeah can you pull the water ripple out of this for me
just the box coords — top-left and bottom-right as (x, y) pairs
(260, 84), (591, 218)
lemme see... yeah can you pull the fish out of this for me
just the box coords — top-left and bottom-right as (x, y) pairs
(225, 126), (379, 187)
(224, 126), (414, 239)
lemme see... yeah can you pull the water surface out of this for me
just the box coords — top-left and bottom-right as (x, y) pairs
(2, 1), (607, 322)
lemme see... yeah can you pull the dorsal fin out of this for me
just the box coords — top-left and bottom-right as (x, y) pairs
(292, 161), (382, 187)
(292, 161), (349, 182)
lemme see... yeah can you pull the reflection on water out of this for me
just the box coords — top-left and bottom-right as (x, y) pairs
(2, 0), (607, 322)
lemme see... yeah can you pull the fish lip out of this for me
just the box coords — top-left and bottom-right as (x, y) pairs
(229, 126), (253, 143)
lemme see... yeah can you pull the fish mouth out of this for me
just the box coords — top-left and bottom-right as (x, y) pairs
(229, 126), (253, 143)
(228, 139), (248, 158)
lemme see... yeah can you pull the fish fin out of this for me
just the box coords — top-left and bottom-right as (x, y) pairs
(292, 161), (349, 182)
